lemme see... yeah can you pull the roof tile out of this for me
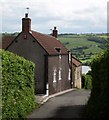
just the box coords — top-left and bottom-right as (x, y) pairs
(2, 36), (15, 49)
(72, 56), (81, 67)
(31, 31), (68, 55)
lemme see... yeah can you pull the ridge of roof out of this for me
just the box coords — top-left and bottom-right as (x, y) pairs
(2, 30), (69, 56)
(30, 30), (68, 55)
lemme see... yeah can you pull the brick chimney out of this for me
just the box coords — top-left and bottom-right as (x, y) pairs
(22, 13), (31, 32)
(52, 27), (58, 38)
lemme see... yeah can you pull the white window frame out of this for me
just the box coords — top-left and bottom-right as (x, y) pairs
(68, 68), (71, 80)
(69, 52), (71, 63)
(45, 83), (49, 96)
(59, 54), (62, 60)
(59, 67), (62, 80)
(53, 68), (57, 83)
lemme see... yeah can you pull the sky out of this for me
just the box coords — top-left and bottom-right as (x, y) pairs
(1, 0), (108, 34)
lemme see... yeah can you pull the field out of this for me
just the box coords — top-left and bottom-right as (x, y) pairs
(58, 33), (107, 64)
(2, 32), (107, 65)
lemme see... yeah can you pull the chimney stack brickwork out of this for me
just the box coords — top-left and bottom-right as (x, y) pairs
(22, 13), (31, 33)
(22, 13), (58, 38)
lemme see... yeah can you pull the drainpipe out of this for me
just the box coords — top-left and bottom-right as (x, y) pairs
(71, 53), (73, 88)
(68, 50), (73, 88)
(44, 55), (49, 96)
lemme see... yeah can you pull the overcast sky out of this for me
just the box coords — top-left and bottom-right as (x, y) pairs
(1, 0), (108, 34)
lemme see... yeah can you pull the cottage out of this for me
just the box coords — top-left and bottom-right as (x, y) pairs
(72, 56), (82, 88)
(2, 13), (73, 95)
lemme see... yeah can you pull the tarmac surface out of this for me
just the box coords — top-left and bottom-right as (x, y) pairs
(27, 89), (91, 119)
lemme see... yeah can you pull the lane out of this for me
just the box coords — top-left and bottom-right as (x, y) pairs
(27, 89), (90, 118)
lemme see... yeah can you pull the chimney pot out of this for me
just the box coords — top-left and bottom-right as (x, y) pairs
(52, 26), (58, 38)
(54, 26), (56, 30)
(25, 13), (28, 18)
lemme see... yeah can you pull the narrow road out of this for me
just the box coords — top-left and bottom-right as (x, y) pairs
(27, 89), (90, 119)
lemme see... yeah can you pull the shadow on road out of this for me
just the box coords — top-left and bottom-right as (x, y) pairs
(27, 90), (90, 119)
(49, 105), (87, 119)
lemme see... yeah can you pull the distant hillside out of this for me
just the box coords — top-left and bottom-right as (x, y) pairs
(58, 33), (107, 65)
(2, 32), (107, 65)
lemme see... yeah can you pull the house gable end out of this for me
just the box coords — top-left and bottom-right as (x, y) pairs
(5, 33), (22, 50)
(30, 31), (68, 55)
(29, 32), (49, 55)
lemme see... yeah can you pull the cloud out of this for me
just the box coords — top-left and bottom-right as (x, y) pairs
(1, 0), (108, 33)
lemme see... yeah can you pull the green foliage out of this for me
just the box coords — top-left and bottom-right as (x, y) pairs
(86, 48), (109, 118)
(1, 49), (36, 119)
(0, 51), (2, 119)
(58, 34), (106, 63)
(87, 37), (106, 44)
(82, 72), (92, 90)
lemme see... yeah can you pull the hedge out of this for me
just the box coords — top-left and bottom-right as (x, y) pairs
(0, 51), (2, 119)
(86, 49), (109, 118)
(1, 49), (36, 119)
(82, 72), (92, 90)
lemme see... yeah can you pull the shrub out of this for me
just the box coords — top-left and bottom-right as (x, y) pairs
(82, 72), (92, 90)
(1, 49), (36, 118)
(86, 49), (109, 118)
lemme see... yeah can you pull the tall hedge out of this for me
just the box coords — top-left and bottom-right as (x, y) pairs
(86, 49), (109, 118)
(1, 49), (36, 118)
(82, 72), (92, 90)
(0, 50), (2, 119)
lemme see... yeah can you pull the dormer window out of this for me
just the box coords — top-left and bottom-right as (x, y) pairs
(55, 47), (61, 53)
